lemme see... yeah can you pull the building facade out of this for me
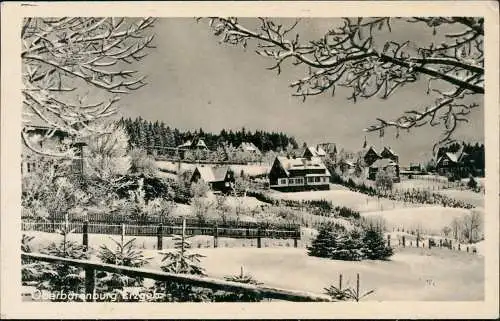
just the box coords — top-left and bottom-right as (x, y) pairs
(268, 156), (331, 192)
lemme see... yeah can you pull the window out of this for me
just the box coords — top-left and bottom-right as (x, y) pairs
(307, 177), (314, 183)
(315, 177), (320, 183)
(279, 178), (287, 185)
(443, 160), (449, 166)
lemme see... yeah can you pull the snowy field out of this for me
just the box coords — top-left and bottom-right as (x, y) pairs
(163, 247), (482, 301)
(435, 189), (484, 207)
(23, 235), (484, 301)
(268, 188), (428, 213)
(362, 206), (484, 235)
(394, 178), (449, 191)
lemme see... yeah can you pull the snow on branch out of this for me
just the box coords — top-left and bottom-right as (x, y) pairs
(204, 17), (484, 145)
(22, 17), (156, 157)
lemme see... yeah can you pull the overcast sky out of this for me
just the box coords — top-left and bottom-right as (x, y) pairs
(117, 18), (484, 165)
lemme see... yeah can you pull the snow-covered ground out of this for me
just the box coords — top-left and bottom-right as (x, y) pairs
(148, 247), (484, 301)
(268, 189), (428, 213)
(362, 206), (484, 235)
(22, 236), (483, 301)
(393, 178), (449, 191)
(435, 189), (484, 207)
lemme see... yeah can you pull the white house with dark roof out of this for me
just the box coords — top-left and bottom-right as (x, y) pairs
(268, 155), (331, 192)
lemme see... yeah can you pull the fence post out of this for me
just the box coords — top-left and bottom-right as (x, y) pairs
(387, 234), (391, 247)
(416, 231), (420, 248)
(82, 220), (89, 251)
(157, 223), (163, 250)
(402, 236), (406, 247)
(121, 223), (125, 245)
(257, 227), (262, 248)
(356, 273), (360, 301)
(84, 266), (95, 302)
(213, 223), (218, 248)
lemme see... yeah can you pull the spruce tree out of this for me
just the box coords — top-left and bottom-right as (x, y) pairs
(362, 228), (393, 260)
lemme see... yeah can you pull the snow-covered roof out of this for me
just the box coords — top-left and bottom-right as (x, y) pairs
(195, 166), (215, 182)
(178, 140), (192, 148)
(276, 156), (330, 176)
(303, 146), (327, 157)
(196, 139), (208, 148)
(239, 142), (261, 153)
(382, 146), (398, 156)
(193, 165), (231, 182)
(317, 143), (337, 154)
(370, 158), (398, 168)
(445, 152), (459, 163)
(339, 159), (355, 167)
(364, 145), (380, 157)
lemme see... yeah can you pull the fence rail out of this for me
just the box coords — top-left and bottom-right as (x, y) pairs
(22, 221), (300, 239)
(21, 252), (332, 302)
(22, 213), (299, 230)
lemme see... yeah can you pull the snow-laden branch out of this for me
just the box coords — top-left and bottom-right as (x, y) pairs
(22, 17), (156, 157)
(204, 17), (484, 144)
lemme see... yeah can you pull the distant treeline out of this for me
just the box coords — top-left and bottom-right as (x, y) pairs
(117, 117), (299, 153)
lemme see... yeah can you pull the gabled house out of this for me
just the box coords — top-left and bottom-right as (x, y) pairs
(190, 165), (235, 194)
(368, 158), (400, 182)
(303, 145), (327, 159)
(268, 156), (331, 192)
(177, 138), (209, 151)
(238, 142), (262, 155)
(380, 147), (399, 163)
(177, 137), (209, 159)
(363, 146), (381, 167)
(435, 145), (478, 178)
(316, 142), (337, 161)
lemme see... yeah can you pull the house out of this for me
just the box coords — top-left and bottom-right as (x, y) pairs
(190, 165), (235, 193)
(363, 146), (381, 167)
(177, 137), (209, 159)
(361, 145), (400, 181)
(368, 158), (400, 182)
(338, 159), (355, 175)
(302, 145), (327, 159)
(435, 147), (478, 178)
(238, 142), (261, 155)
(22, 125), (86, 175)
(380, 147), (399, 163)
(177, 137), (209, 151)
(316, 142), (338, 159)
(268, 155), (331, 192)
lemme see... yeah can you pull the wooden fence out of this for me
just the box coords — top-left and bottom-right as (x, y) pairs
(22, 220), (301, 250)
(21, 252), (332, 302)
(25, 213), (299, 230)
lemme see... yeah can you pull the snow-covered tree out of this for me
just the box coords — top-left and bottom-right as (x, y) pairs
(22, 18), (155, 157)
(85, 123), (131, 180)
(205, 17), (483, 148)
